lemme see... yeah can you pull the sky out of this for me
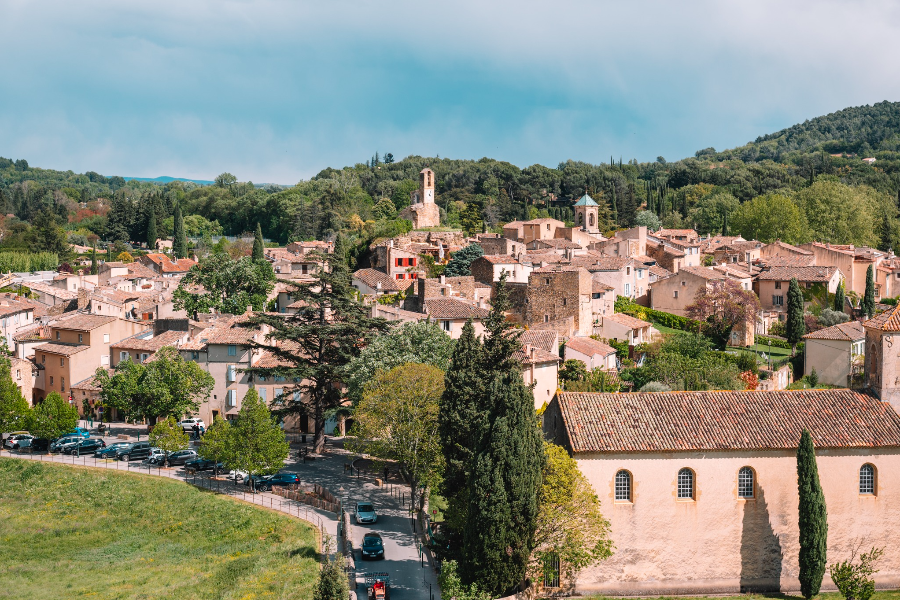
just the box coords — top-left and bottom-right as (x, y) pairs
(1, 0), (900, 184)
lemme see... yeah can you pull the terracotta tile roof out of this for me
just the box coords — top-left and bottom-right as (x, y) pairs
(353, 268), (405, 293)
(520, 330), (558, 354)
(650, 265), (672, 279)
(762, 255), (817, 267)
(142, 253), (197, 273)
(605, 313), (651, 329)
(864, 304), (900, 332)
(110, 329), (186, 352)
(678, 266), (726, 280)
(757, 266), (838, 282)
(554, 389), (900, 453)
(26, 281), (78, 300)
(765, 240), (813, 255)
(91, 289), (147, 305)
(656, 229), (698, 238)
(803, 320), (865, 341)
(478, 255), (520, 265)
(592, 281), (614, 293)
(522, 253), (565, 265)
(203, 317), (259, 346)
(70, 369), (112, 392)
(566, 336), (616, 357)
(530, 239), (583, 249)
(587, 257), (633, 270)
(514, 345), (561, 365)
(34, 342), (89, 356)
(423, 298), (491, 320)
(126, 262), (157, 279)
(0, 297), (37, 317)
(53, 314), (117, 331)
(13, 323), (50, 342)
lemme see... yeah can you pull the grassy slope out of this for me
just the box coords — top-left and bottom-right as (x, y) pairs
(581, 593), (900, 600)
(0, 459), (318, 600)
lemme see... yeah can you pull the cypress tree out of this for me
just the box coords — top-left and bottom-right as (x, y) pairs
(146, 211), (158, 251)
(90, 244), (98, 275)
(721, 211), (729, 236)
(797, 429), (828, 599)
(879, 213), (893, 252)
(834, 283), (845, 313)
(461, 368), (543, 596)
(863, 264), (876, 319)
(172, 204), (187, 259)
(786, 277), (806, 354)
(438, 319), (485, 537)
(252, 223), (265, 262)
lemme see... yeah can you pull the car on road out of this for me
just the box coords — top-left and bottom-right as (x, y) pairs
(21, 438), (49, 452)
(361, 533), (385, 560)
(249, 473), (300, 491)
(149, 449), (197, 466)
(5, 434), (33, 449)
(177, 418), (206, 433)
(115, 441), (152, 462)
(95, 442), (130, 459)
(230, 469), (250, 484)
(49, 435), (85, 453)
(66, 427), (90, 439)
(184, 458), (227, 474)
(61, 438), (106, 455)
(355, 502), (378, 524)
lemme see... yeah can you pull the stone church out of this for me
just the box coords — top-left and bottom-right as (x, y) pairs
(398, 167), (440, 229)
(542, 303), (900, 595)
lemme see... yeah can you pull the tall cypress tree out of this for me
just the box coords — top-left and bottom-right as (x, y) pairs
(146, 211), (158, 251)
(797, 429), (827, 599)
(863, 264), (876, 319)
(438, 319), (485, 538)
(833, 282), (845, 313)
(90, 244), (98, 276)
(786, 277), (806, 354)
(172, 204), (187, 259)
(252, 223), (265, 262)
(462, 368), (543, 596)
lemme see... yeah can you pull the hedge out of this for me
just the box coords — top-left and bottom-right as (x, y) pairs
(615, 296), (701, 333)
(756, 335), (792, 350)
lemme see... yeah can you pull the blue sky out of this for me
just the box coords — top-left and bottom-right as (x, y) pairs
(1, 0), (899, 184)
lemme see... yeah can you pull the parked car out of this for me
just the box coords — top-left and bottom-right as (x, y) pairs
(184, 458), (228, 474)
(2, 431), (30, 447)
(95, 442), (131, 459)
(150, 449), (198, 466)
(177, 418), (206, 433)
(50, 435), (85, 453)
(361, 532), (385, 560)
(5, 434), (33, 449)
(61, 427), (90, 439)
(61, 438), (106, 455)
(146, 447), (165, 462)
(115, 441), (152, 462)
(23, 438), (50, 452)
(230, 469), (250, 484)
(355, 502), (378, 524)
(249, 473), (300, 491)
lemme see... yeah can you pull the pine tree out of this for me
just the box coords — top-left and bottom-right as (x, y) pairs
(252, 223), (265, 262)
(797, 429), (828, 599)
(172, 204), (187, 259)
(461, 368), (544, 596)
(786, 277), (806, 354)
(90, 244), (98, 275)
(146, 210), (158, 251)
(834, 283), (845, 313)
(863, 264), (876, 319)
(438, 319), (485, 535)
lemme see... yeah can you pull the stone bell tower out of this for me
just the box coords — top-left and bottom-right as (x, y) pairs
(399, 167), (440, 229)
(574, 193), (600, 234)
(864, 304), (900, 413)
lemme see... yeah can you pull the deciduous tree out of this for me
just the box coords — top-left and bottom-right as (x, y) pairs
(0, 358), (31, 446)
(173, 253), (275, 318)
(730, 194), (810, 244)
(148, 416), (190, 466)
(29, 392), (78, 440)
(686, 279), (760, 350)
(227, 389), (289, 489)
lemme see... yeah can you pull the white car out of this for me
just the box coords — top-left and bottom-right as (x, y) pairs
(355, 502), (378, 524)
(4, 434), (33, 449)
(231, 469), (250, 484)
(178, 418), (206, 432)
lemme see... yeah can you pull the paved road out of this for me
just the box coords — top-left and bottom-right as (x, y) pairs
(8, 421), (440, 600)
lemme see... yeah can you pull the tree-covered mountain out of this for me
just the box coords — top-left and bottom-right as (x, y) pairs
(1, 100), (900, 262)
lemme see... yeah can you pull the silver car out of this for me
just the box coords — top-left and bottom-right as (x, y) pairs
(355, 502), (378, 524)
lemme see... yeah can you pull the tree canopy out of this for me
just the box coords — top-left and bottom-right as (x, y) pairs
(173, 252), (275, 318)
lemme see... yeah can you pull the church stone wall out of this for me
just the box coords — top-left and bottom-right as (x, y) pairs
(572, 448), (900, 596)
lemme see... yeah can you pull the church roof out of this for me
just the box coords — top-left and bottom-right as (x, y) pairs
(574, 194), (598, 207)
(552, 389), (900, 453)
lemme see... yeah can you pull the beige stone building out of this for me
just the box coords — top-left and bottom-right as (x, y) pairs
(398, 168), (440, 229)
(803, 321), (865, 387)
(543, 389), (900, 595)
(755, 265), (843, 314)
(470, 255), (532, 285)
(523, 266), (593, 338)
(650, 266), (724, 317)
(517, 330), (561, 409)
(564, 336), (617, 371)
(598, 312), (652, 346)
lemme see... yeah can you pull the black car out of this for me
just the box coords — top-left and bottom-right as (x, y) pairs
(150, 449), (197, 466)
(95, 442), (130, 459)
(249, 472), (300, 491)
(184, 458), (227, 474)
(115, 441), (152, 461)
(49, 435), (84, 453)
(361, 532), (385, 560)
(61, 438), (106, 455)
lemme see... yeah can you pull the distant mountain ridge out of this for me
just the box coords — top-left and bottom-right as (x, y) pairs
(123, 175), (214, 185)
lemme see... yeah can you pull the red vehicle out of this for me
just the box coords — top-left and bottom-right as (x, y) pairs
(365, 573), (390, 600)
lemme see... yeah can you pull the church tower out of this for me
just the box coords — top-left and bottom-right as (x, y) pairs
(399, 167), (440, 228)
(574, 193), (600, 234)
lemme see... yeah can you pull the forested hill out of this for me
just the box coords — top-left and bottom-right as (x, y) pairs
(1, 100), (900, 263)
(700, 100), (900, 162)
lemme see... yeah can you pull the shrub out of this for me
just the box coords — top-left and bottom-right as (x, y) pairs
(758, 335), (792, 350)
(807, 367), (819, 388)
(829, 547), (884, 600)
(819, 308), (850, 327)
(733, 351), (759, 374)
(768, 320), (787, 337)
(639, 381), (671, 392)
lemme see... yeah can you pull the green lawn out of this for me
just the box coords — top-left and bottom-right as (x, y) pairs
(0, 458), (319, 600)
(580, 592), (900, 600)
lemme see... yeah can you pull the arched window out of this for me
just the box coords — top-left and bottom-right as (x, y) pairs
(578, 213), (584, 225)
(589, 213), (595, 227)
(738, 467), (755, 498)
(860, 464), (875, 495)
(615, 470), (631, 501)
(677, 468), (694, 499)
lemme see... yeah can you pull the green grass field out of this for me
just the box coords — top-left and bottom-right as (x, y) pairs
(0, 458), (319, 600)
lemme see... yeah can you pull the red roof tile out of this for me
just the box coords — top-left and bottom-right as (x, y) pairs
(554, 390), (900, 453)
(757, 266), (839, 282)
(565, 336), (617, 357)
(804, 320), (865, 341)
(864, 304), (900, 332)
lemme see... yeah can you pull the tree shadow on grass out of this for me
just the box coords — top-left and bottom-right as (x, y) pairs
(288, 546), (318, 560)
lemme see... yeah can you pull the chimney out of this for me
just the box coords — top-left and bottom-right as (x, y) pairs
(440, 275), (446, 285)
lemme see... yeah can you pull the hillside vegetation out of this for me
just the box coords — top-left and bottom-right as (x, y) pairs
(0, 459), (318, 600)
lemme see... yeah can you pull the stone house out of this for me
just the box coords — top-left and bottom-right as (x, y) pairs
(10, 357), (36, 404)
(591, 281), (615, 322)
(352, 268), (411, 297)
(649, 266), (724, 317)
(588, 257), (645, 300)
(422, 298), (490, 339)
(713, 240), (763, 267)
(476, 233), (526, 257)
(760, 241), (815, 266)
(138, 253), (197, 278)
(542, 389), (900, 595)
(799, 243), (890, 300)
(521, 218), (566, 244)
(0, 295), (37, 350)
(524, 266), (593, 338)
(803, 320), (865, 387)
(754, 265), (843, 314)
(25, 281), (78, 310)
(525, 238), (585, 256)
(470, 255), (532, 285)
(655, 228), (699, 243)
(517, 329), (561, 409)
(371, 241), (424, 282)
(564, 336), (617, 371)
(598, 312), (652, 345)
